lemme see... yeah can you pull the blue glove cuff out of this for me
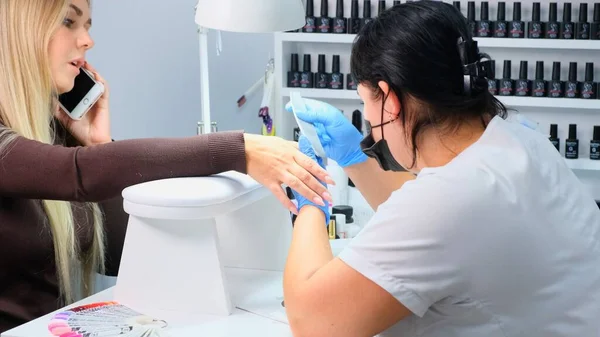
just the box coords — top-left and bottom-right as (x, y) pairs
(338, 151), (369, 168)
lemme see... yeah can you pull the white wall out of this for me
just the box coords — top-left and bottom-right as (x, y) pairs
(86, 0), (271, 139)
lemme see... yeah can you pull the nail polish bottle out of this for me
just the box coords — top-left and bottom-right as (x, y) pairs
(549, 124), (560, 151)
(576, 3), (591, 39)
(329, 55), (344, 90)
(515, 61), (531, 96)
(467, 2), (478, 37)
(493, 2), (508, 38)
(510, 2), (525, 38)
(348, 0), (361, 34)
(565, 124), (579, 159)
(527, 2), (544, 39)
(532, 61), (547, 97)
(315, 54), (329, 89)
(476, 2), (492, 37)
(561, 3), (575, 39)
(317, 0), (332, 33)
(300, 54), (314, 88)
(546, 3), (560, 39)
(548, 62), (564, 98)
(453, 1), (460, 13)
(487, 60), (499, 95)
(565, 62), (579, 99)
(347, 73), (358, 90)
(394, 1), (402, 6)
(361, 0), (374, 29)
(302, 0), (317, 33)
(499, 60), (514, 96)
(378, 0), (386, 16)
(287, 53), (301, 88)
(590, 126), (600, 160)
(591, 3), (600, 40)
(581, 63), (598, 99)
(333, 0), (347, 34)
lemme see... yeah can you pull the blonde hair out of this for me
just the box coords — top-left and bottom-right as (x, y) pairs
(0, 0), (105, 304)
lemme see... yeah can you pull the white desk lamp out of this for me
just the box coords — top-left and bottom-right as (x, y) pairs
(194, 0), (305, 134)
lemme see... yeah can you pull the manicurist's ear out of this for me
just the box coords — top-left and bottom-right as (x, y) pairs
(378, 81), (401, 118)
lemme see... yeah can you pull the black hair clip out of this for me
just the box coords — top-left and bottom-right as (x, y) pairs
(457, 37), (494, 95)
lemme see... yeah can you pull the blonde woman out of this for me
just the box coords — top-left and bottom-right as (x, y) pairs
(0, 0), (333, 331)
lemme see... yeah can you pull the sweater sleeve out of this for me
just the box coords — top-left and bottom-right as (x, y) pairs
(0, 131), (247, 202)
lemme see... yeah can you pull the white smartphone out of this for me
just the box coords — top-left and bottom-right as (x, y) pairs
(58, 67), (105, 120)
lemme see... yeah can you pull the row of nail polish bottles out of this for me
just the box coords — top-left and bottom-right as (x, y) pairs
(549, 124), (600, 160)
(287, 54), (358, 90)
(488, 60), (597, 99)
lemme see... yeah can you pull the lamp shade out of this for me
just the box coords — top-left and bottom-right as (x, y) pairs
(195, 0), (306, 33)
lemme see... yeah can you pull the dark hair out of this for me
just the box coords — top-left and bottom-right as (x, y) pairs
(351, 1), (507, 169)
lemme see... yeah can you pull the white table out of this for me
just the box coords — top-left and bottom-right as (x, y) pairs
(2, 239), (351, 337)
(2, 268), (292, 337)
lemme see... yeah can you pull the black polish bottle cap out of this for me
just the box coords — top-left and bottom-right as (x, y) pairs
(480, 2), (489, 21)
(489, 60), (496, 79)
(569, 124), (577, 139)
(513, 2), (522, 21)
(532, 2), (541, 22)
(336, 0), (344, 18)
(503, 60), (512, 79)
(352, 110), (363, 134)
(394, 1), (402, 6)
(552, 62), (561, 81)
(306, 0), (314, 16)
(453, 1), (460, 11)
(332, 55), (341, 73)
(303, 54), (312, 72)
(594, 125), (600, 140)
(550, 124), (558, 139)
(564, 3), (572, 22)
(467, 1), (476, 21)
(291, 54), (299, 72)
(594, 3), (600, 22)
(580, 3), (588, 22)
(568, 62), (578, 82)
(535, 61), (544, 80)
(549, 3), (558, 21)
(586, 62), (594, 82)
(363, 0), (371, 18)
(321, 0), (329, 17)
(519, 61), (528, 80)
(351, 0), (359, 18)
(497, 2), (506, 21)
(318, 54), (326, 73)
(378, 0), (386, 14)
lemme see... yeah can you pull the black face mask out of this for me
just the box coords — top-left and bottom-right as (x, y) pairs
(360, 120), (406, 172)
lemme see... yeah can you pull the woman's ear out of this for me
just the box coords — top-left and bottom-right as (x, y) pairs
(378, 81), (401, 118)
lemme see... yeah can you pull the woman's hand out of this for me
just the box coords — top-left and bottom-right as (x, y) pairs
(243, 133), (334, 214)
(285, 98), (367, 167)
(55, 62), (112, 146)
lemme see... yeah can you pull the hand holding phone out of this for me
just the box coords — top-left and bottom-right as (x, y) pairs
(56, 63), (112, 146)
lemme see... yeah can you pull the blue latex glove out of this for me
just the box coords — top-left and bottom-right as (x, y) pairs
(286, 98), (368, 168)
(292, 135), (330, 225)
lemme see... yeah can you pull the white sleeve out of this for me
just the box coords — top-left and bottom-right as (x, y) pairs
(337, 177), (470, 317)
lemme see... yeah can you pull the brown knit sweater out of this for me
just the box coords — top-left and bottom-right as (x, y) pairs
(0, 122), (247, 332)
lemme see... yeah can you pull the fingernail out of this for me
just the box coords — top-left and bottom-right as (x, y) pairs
(313, 196), (325, 206)
(289, 206), (298, 215)
(322, 192), (332, 202)
(325, 176), (335, 185)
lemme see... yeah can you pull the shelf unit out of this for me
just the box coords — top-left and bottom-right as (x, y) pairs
(273, 1), (600, 181)
(279, 33), (600, 51)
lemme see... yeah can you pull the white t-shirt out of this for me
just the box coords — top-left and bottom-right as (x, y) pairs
(338, 116), (600, 337)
